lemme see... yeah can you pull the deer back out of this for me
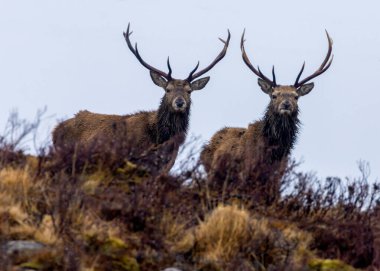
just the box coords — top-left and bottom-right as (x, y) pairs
(53, 110), (155, 150)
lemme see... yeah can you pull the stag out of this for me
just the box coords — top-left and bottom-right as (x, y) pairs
(201, 30), (333, 188)
(53, 24), (230, 171)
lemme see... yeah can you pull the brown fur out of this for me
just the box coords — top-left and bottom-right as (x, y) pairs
(53, 110), (155, 150)
(201, 85), (305, 176)
(201, 124), (259, 173)
(53, 77), (210, 172)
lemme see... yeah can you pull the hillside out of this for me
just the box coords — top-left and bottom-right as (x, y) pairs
(0, 113), (379, 271)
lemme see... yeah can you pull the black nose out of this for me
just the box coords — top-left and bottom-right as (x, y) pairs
(176, 99), (185, 108)
(283, 101), (291, 109)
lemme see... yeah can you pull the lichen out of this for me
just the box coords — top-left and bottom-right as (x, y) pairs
(309, 258), (358, 271)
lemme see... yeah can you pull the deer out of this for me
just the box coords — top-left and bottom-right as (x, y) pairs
(53, 23), (230, 172)
(200, 30), (333, 199)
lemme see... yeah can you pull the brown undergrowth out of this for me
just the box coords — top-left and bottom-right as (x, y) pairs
(0, 111), (379, 270)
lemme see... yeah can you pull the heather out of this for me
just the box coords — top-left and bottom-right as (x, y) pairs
(0, 111), (379, 271)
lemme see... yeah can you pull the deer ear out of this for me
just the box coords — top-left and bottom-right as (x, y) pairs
(257, 78), (272, 94)
(191, 77), (210, 91)
(297, 83), (314, 96)
(150, 71), (168, 88)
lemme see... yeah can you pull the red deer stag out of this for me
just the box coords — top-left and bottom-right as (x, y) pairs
(53, 24), (230, 172)
(201, 30), (333, 187)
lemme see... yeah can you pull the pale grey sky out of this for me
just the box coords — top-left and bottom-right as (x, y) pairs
(0, 0), (379, 179)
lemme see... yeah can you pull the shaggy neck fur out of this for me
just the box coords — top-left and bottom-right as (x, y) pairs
(155, 98), (190, 144)
(261, 106), (300, 162)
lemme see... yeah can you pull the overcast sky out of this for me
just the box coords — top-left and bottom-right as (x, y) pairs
(0, 0), (379, 180)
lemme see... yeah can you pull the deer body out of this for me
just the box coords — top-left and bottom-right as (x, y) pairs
(53, 106), (188, 170)
(201, 95), (300, 173)
(201, 31), (333, 181)
(53, 24), (230, 171)
(53, 108), (185, 149)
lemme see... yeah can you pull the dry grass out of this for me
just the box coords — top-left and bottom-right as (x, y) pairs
(0, 166), (34, 207)
(171, 204), (313, 270)
(0, 112), (377, 270)
(0, 155), (371, 270)
(188, 205), (251, 262)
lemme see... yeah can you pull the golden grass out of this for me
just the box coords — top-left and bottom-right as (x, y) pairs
(194, 205), (250, 262)
(33, 215), (58, 245)
(0, 167), (34, 237)
(172, 204), (313, 270)
(0, 165), (315, 271)
(0, 166), (33, 206)
(0, 155), (366, 270)
(0, 165), (59, 245)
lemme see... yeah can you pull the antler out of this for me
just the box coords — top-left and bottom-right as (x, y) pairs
(294, 30), (334, 87)
(240, 29), (277, 87)
(123, 23), (172, 80)
(187, 30), (231, 82)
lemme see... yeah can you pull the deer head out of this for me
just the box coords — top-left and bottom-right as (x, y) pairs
(124, 23), (230, 113)
(241, 30), (333, 116)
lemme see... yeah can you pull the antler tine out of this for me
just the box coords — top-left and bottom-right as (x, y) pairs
(294, 30), (334, 87)
(187, 30), (231, 82)
(272, 66), (277, 86)
(123, 23), (171, 80)
(187, 61), (200, 82)
(294, 62), (306, 86)
(240, 29), (275, 86)
(167, 57), (172, 79)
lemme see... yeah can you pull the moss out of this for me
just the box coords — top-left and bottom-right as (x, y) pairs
(101, 237), (129, 255)
(116, 161), (148, 183)
(82, 179), (102, 195)
(309, 258), (358, 271)
(112, 255), (140, 271)
(20, 261), (44, 270)
(17, 250), (62, 271)
(84, 235), (140, 270)
(85, 234), (129, 255)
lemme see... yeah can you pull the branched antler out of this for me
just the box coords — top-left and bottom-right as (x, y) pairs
(294, 30), (334, 87)
(123, 23), (172, 80)
(187, 30), (231, 82)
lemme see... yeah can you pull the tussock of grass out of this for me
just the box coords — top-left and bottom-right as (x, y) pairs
(172, 205), (313, 270)
(184, 205), (251, 262)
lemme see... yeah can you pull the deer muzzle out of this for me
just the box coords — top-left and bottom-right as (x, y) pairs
(173, 97), (187, 112)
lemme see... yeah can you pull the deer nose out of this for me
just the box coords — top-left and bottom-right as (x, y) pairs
(282, 101), (291, 110)
(176, 99), (185, 108)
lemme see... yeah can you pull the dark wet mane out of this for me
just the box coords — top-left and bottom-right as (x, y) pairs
(154, 98), (190, 144)
(261, 106), (300, 162)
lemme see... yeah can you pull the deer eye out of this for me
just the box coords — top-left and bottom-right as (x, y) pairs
(272, 95), (277, 99)
(165, 89), (171, 93)
(295, 96), (299, 100)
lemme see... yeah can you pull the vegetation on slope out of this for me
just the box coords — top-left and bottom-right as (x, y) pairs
(0, 111), (379, 271)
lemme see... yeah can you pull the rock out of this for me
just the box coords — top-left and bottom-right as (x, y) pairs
(162, 268), (183, 271)
(5, 240), (45, 254)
